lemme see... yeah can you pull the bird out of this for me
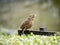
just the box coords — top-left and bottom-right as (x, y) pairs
(20, 14), (36, 34)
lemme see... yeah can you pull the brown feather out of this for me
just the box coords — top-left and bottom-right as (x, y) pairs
(20, 14), (36, 34)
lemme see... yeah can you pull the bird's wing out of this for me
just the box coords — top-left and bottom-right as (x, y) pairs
(20, 20), (29, 29)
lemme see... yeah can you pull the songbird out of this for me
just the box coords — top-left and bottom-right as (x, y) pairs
(20, 14), (36, 34)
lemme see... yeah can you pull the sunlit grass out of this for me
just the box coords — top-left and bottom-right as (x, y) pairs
(0, 32), (60, 45)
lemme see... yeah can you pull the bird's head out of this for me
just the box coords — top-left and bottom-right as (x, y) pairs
(28, 14), (37, 21)
(29, 14), (36, 18)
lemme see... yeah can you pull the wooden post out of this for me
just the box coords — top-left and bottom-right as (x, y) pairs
(18, 30), (56, 36)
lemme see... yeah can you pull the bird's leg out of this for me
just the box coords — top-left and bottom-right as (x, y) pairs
(25, 29), (28, 31)
(22, 27), (26, 34)
(22, 29), (24, 34)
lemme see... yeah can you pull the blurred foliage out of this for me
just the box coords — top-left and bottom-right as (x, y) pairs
(0, 0), (60, 31)
(0, 33), (60, 45)
(52, 0), (60, 30)
(52, 0), (60, 7)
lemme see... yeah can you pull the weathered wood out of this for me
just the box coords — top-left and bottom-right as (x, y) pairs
(18, 30), (56, 36)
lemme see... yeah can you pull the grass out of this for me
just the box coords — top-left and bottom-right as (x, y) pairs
(0, 32), (60, 45)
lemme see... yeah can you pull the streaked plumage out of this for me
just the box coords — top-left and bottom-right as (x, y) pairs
(20, 14), (36, 34)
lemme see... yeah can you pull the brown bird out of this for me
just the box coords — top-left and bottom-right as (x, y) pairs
(20, 14), (36, 34)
